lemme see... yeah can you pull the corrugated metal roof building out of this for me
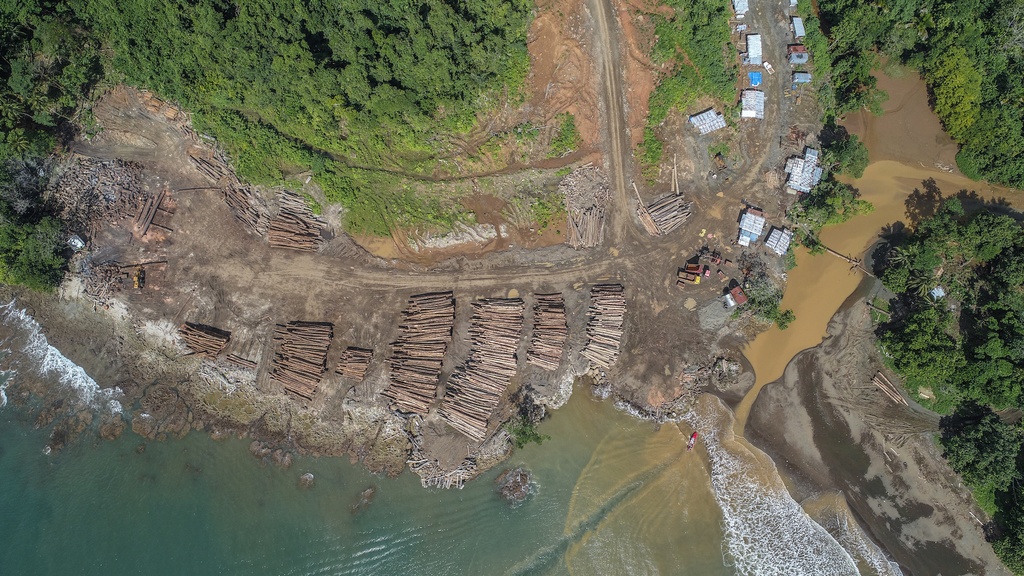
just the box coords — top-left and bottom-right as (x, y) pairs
(793, 72), (812, 84)
(784, 147), (824, 193)
(745, 34), (762, 65)
(765, 227), (794, 256)
(740, 90), (765, 119)
(733, 0), (749, 17)
(689, 108), (727, 135)
(792, 17), (806, 39)
(737, 208), (766, 246)
(788, 45), (809, 65)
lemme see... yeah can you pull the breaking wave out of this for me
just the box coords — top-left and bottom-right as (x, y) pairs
(686, 399), (862, 576)
(0, 300), (122, 412)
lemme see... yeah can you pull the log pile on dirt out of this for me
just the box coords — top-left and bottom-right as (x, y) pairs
(646, 194), (692, 234)
(336, 347), (373, 381)
(187, 148), (232, 182)
(872, 372), (908, 406)
(527, 293), (567, 371)
(132, 186), (169, 237)
(567, 207), (606, 249)
(384, 292), (456, 414)
(440, 298), (524, 440)
(178, 322), (231, 357)
(80, 261), (127, 302)
(268, 192), (324, 251)
(582, 284), (626, 369)
(560, 165), (610, 249)
(224, 185), (269, 235)
(51, 157), (144, 234)
(270, 321), (334, 401)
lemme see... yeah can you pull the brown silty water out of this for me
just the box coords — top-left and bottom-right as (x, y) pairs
(735, 67), (1024, 434)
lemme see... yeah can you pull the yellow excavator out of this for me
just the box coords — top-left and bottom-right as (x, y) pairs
(131, 266), (145, 290)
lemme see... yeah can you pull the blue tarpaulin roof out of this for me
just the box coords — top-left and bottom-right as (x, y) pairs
(749, 71), (762, 87)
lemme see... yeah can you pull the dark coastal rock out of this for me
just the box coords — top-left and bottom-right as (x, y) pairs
(133, 385), (192, 440)
(495, 466), (534, 505)
(297, 473), (315, 489)
(98, 413), (125, 440)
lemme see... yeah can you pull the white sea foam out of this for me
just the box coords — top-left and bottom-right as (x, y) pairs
(0, 300), (122, 412)
(685, 403), (863, 576)
(0, 381), (7, 407)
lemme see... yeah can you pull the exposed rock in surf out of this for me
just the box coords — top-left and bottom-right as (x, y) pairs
(351, 486), (376, 513)
(133, 385), (193, 440)
(297, 472), (315, 489)
(495, 466), (534, 504)
(99, 413), (126, 440)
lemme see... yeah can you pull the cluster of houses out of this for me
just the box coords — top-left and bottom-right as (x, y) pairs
(688, 8), (814, 132)
(737, 205), (793, 257)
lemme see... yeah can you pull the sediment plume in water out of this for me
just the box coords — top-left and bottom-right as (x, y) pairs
(686, 395), (877, 576)
(0, 300), (122, 413)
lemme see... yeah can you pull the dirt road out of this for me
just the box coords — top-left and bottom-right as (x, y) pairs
(586, 0), (641, 245)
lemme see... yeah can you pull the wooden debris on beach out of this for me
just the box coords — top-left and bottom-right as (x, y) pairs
(178, 322), (231, 357)
(581, 284), (626, 369)
(440, 298), (525, 441)
(336, 347), (373, 381)
(384, 292), (456, 415)
(270, 321), (333, 401)
(560, 165), (610, 250)
(872, 372), (908, 406)
(224, 185), (269, 235)
(527, 293), (567, 371)
(267, 192), (324, 251)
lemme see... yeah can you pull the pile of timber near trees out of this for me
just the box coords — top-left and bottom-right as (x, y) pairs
(384, 292), (456, 415)
(527, 293), (568, 371)
(440, 298), (525, 441)
(270, 322), (334, 401)
(560, 166), (610, 250)
(178, 322), (231, 357)
(50, 157), (144, 235)
(268, 192), (325, 251)
(582, 284), (626, 370)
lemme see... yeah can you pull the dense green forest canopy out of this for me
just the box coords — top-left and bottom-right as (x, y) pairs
(878, 199), (1024, 571)
(807, 0), (1024, 187)
(0, 0), (533, 237)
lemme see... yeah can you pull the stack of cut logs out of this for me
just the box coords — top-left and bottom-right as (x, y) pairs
(567, 207), (605, 249)
(647, 194), (692, 234)
(187, 149), (231, 182)
(872, 372), (908, 406)
(527, 293), (568, 371)
(270, 321), (334, 401)
(440, 298), (524, 441)
(268, 192), (324, 251)
(581, 284), (626, 369)
(224, 185), (269, 234)
(133, 186), (168, 237)
(384, 292), (456, 414)
(336, 347), (373, 381)
(178, 322), (231, 357)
